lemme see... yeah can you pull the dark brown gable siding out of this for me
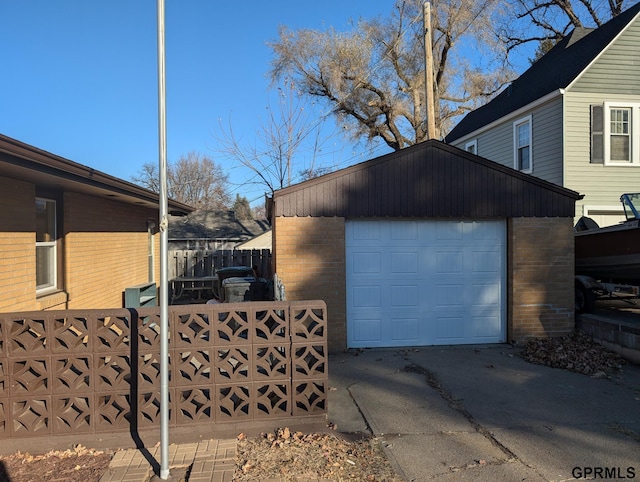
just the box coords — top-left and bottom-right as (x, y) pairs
(273, 140), (580, 218)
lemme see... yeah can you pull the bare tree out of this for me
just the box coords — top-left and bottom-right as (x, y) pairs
(268, 0), (513, 146)
(215, 81), (328, 197)
(252, 204), (267, 220)
(499, 0), (629, 55)
(298, 165), (334, 181)
(132, 162), (160, 193)
(132, 152), (231, 210)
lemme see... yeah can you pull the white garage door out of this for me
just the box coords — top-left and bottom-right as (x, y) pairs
(346, 220), (506, 348)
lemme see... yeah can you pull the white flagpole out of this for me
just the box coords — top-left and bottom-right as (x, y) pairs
(156, 0), (170, 479)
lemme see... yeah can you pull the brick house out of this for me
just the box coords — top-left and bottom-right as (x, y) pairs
(269, 140), (582, 352)
(0, 134), (192, 312)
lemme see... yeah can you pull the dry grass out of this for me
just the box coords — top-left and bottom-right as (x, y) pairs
(234, 428), (403, 481)
(0, 446), (113, 482)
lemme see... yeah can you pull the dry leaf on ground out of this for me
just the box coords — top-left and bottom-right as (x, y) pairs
(234, 428), (403, 481)
(520, 330), (625, 376)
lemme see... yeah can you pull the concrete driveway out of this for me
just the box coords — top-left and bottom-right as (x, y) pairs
(328, 346), (640, 481)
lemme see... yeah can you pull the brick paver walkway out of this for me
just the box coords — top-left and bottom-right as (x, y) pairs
(99, 439), (236, 482)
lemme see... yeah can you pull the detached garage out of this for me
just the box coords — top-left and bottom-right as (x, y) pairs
(270, 140), (581, 352)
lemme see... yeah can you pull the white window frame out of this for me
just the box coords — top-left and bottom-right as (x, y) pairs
(513, 115), (532, 174)
(604, 102), (640, 166)
(465, 139), (477, 154)
(36, 197), (57, 294)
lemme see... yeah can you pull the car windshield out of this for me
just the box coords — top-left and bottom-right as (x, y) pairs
(621, 193), (640, 221)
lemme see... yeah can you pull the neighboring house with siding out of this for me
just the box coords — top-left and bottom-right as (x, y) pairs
(235, 229), (272, 250)
(445, 1), (640, 227)
(0, 134), (192, 312)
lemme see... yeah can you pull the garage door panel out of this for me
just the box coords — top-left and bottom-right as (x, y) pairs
(352, 221), (381, 241)
(473, 251), (502, 273)
(390, 251), (419, 273)
(352, 286), (382, 307)
(436, 222), (464, 240)
(350, 318), (382, 343)
(352, 251), (382, 273)
(471, 282), (502, 306)
(347, 220), (506, 348)
(390, 285), (419, 307)
(391, 317), (419, 341)
(435, 284), (464, 308)
(435, 316), (465, 342)
(391, 221), (418, 240)
(436, 251), (464, 274)
(469, 315), (503, 341)
(471, 221), (502, 240)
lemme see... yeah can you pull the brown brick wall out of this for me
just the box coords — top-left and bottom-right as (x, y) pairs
(508, 217), (575, 343)
(274, 216), (346, 351)
(275, 215), (576, 350)
(0, 178), (36, 311)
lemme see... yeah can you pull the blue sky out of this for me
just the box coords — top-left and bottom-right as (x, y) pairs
(0, 1), (398, 205)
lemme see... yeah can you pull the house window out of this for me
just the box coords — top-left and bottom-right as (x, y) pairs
(610, 108), (630, 161)
(603, 102), (640, 165)
(465, 139), (477, 154)
(513, 116), (532, 173)
(36, 198), (57, 293)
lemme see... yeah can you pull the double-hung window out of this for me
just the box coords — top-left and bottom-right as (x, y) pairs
(36, 197), (57, 293)
(465, 139), (477, 154)
(602, 102), (640, 165)
(513, 116), (532, 173)
(609, 108), (631, 161)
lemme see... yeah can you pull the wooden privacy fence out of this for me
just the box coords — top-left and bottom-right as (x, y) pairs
(170, 249), (272, 279)
(0, 301), (327, 450)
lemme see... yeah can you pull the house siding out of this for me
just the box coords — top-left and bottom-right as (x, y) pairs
(531, 99), (564, 185)
(508, 217), (575, 342)
(450, 98), (564, 186)
(564, 91), (640, 220)
(570, 18), (640, 94)
(563, 18), (640, 221)
(471, 121), (512, 167)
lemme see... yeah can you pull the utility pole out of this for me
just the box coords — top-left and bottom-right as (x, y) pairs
(423, 2), (437, 140)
